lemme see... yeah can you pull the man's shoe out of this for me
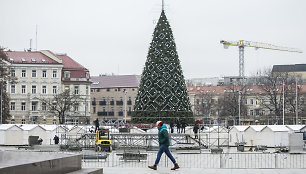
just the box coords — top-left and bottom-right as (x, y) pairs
(148, 165), (157, 170)
(171, 163), (180, 170)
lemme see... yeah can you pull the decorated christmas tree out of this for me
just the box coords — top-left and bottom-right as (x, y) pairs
(131, 9), (193, 124)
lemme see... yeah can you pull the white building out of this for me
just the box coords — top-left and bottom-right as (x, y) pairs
(5, 50), (90, 125)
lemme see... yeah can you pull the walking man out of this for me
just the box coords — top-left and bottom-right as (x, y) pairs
(148, 121), (180, 170)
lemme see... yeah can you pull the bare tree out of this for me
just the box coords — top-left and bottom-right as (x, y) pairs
(194, 92), (214, 124)
(41, 90), (80, 124)
(256, 68), (297, 124)
(218, 85), (247, 125)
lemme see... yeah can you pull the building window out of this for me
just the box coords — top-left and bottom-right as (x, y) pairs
(11, 69), (15, 77)
(86, 86), (89, 95)
(21, 119), (26, 124)
(32, 102), (37, 111)
(53, 119), (57, 124)
(74, 86), (79, 94)
(53, 86), (57, 94)
(74, 103), (79, 111)
(64, 71), (70, 78)
(93, 106), (96, 113)
(21, 85), (26, 94)
(250, 99), (254, 105)
(32, 70), (37, 77)
(250, 110), (254, 116)
(11, 119), (15, 124)
(52, 103), (56, 111)
(21, 102), (26, 111)
(255, 110), (260, 116)
(42, 119), (46, 124)
(52, 70), (57, 78)
(42, 85), (47, 94)
(11, 84), (15, 94)
(42, 70), (47, 78)
(32, 85), (37, 94)
(10, 102), (15, 110)
(21, 69), (26, 77)
(42, 102), (46, 111)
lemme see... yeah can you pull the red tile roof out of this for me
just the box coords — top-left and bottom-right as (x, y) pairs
(56, 54), (87, 70)
(56, 54), (90, 82)
(187, 84), (306, 95)
(91, 75), (141, 88)
(5, 51), (60, 64)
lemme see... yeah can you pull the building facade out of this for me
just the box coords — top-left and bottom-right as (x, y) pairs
(90, 75), (140, 124)
(188, 84), (306, 126)
(5, 50), (90, 125)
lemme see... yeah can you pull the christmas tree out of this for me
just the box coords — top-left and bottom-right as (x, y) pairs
(132, 10), (193, 124)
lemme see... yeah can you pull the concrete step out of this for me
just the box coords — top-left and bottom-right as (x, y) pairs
(0, 151), (82, 174)
(67, 168), (103, 174)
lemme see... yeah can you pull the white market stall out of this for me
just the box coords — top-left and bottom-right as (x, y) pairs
(228, 126), (249, 146)
(0, 124), (23, 145)
(18, 124), (47, 145)
(259, 125), (290, 147)
(244, 125), (266, 146)
(40, 125), (66, 145)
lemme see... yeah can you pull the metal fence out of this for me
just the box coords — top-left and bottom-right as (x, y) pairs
(80, 151), (306, 169)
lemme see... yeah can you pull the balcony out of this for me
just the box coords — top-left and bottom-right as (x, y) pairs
(97, 112), (107, 116)
(116, 101), (123, 105)
(99, 101), (106, 105)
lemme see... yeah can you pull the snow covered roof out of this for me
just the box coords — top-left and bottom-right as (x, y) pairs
(266, 125), (290, 132)
(17, 124), (46, 131)
(0, 124), (21, 130)
(286, 125), (306, 131)
(232, 126), (249, 132)
(40, 125), (64, 131)
(248, 125), (266, 132)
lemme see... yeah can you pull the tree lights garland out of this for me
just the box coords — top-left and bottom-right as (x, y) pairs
(132, 10), (193, 124)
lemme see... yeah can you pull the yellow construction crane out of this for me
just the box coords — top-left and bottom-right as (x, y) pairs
(220, 40), (303, 77)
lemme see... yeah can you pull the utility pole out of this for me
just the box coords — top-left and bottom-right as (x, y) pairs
(283, 81), (285, 125)
(124, 90), (127, 123)
(238, 91), (241, 125)
(0, 80), (2, 124)
(296, 77), (298, 125)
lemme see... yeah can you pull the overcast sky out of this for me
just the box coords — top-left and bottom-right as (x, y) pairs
(1, 0), (305, 79)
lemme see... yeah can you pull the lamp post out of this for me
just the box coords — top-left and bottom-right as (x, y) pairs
(124, 90), (127, 123)
(238, 91), (241, 125)
(0, 80), (2, 124)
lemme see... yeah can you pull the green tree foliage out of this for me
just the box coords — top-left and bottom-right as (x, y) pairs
(0, 48), (13, 123)
(132, 10), (193, 124)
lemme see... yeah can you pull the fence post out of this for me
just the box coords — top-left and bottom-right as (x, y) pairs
(274, 154), (278, 168)
(220, 153), (223, 168)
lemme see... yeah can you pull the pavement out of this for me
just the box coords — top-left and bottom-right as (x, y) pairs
(102, 167), (306, 174)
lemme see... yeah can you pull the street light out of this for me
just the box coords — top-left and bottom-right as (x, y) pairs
(238, 91), (241, 125)
(124, 90), (127, 123)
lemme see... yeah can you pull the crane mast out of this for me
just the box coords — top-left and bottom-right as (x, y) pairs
(220, 40), (303, 77)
